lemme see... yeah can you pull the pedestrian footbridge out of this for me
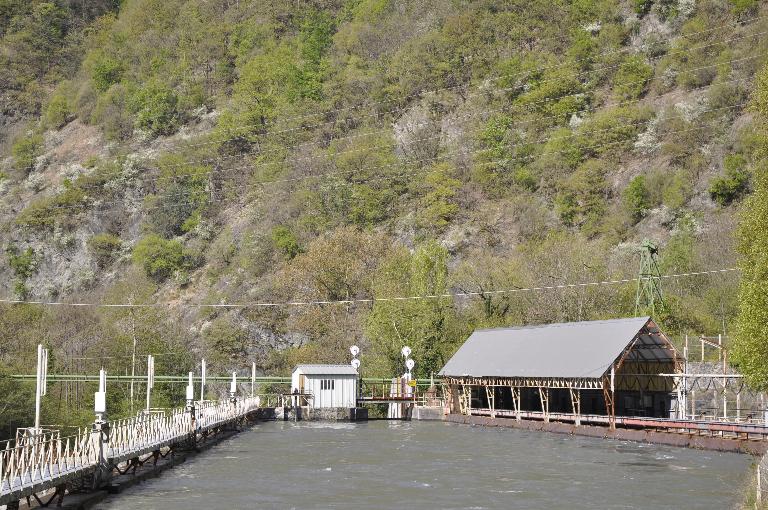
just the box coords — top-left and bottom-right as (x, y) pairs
(0, 398), (260, 509)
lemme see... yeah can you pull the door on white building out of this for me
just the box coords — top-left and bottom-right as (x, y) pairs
(320, 378), (335, 407)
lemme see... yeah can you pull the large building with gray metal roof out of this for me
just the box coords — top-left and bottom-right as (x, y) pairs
(439, 317), (683, 427)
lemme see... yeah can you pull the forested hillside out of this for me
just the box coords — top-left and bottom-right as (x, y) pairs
(0, 0), (766, 433)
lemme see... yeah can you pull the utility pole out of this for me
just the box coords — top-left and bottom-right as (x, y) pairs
(635, 239), (664, 315)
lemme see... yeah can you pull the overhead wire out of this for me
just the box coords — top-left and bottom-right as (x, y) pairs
(0, 267), (740, 308)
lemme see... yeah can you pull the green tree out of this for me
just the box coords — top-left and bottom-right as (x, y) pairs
(272, 226), (302, 260)
(88, 233), (122, 268)
(203, 316), (250, 370)
(613, 56), (653, 100)
(0, 364), (33, 440)
(554, 159), (608, 235)
(622, 175), (650, 223)
(133, 81), (180, 136)
(11, 132), (43, 174)
(732, 162), (768, 388)
(709, 154), (750, 206)
(132, 235), (186, 281)
(418, 163), (461, 231)
(144, 155), (209, 237)
(365, 241), (464, 378)
(733, 63), (768, 388)
(6, 244), (36, 298)
(91, 56), (124, 92)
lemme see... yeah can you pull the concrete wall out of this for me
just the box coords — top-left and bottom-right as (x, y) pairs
(278, 406), (367, 421)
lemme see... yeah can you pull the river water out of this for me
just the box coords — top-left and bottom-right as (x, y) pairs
(95, 420), (752, 510)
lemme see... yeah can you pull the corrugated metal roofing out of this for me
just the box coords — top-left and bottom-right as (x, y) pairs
(439, 316), (657, 379)
(293, 364), (359, 375)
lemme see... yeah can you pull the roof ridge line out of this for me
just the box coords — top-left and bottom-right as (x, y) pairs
(473, 316), (650, 333)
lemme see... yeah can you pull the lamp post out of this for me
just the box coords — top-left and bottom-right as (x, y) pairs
(93, 367), (110, 488)
(230, 371), (237, 404)
(185, 371), (195, 410)
(350, 345), (361, 400)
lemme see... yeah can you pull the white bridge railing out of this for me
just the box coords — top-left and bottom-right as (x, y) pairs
(0, 428), (97, 496)
(0, 397), (261, 504)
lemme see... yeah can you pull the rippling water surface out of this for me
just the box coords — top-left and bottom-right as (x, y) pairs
(95, 420), (752, 510)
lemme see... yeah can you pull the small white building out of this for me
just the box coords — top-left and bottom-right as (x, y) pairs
(291, 365), (358, 408)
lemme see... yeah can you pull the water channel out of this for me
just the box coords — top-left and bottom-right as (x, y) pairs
(95, 420), (752, 509)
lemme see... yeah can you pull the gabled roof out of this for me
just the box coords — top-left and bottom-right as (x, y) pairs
(293, 364), (358, 375)
(439, 316), (675, 379)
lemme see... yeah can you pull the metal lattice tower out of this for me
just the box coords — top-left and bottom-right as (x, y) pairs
(635, 239), (664, 315)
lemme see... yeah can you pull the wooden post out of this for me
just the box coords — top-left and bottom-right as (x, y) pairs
(485, 385), (496, 419)
(701, 338), (704, 362)
(736, 391), (741, 422)
(511, 386), (521, 421)
(538, 387), (549, 423)
(570, 387), (581, 426)
(718, 334), (722, 363)
(461, 384), (472, 416)
(603, 369), (616, 430)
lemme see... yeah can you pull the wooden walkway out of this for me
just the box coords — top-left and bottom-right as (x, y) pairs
(470, 408), (768, 440)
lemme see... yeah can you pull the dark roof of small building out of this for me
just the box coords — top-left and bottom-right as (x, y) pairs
(293, 364), (358, 375)
(439, 316), (673, 379)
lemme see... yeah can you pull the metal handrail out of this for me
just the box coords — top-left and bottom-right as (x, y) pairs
(0, 396), (263, 502)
